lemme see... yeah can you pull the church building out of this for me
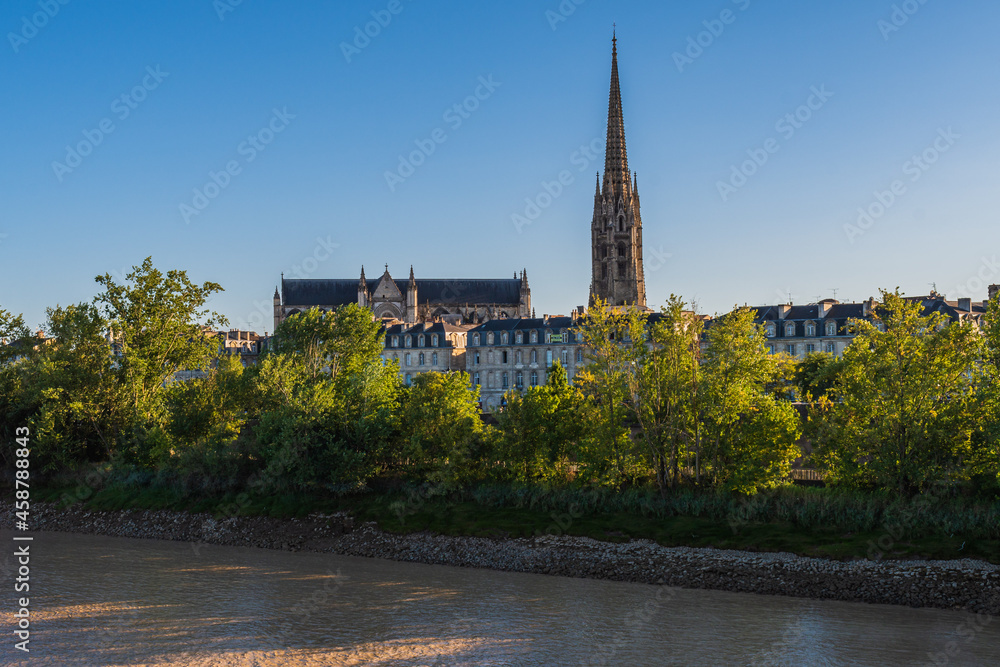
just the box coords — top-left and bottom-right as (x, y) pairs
(273, 265), (531, 330)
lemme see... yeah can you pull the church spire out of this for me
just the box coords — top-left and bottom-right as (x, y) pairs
(603, 32), (630, 198)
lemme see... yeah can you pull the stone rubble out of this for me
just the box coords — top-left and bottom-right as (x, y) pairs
(9, 501), (999, 616)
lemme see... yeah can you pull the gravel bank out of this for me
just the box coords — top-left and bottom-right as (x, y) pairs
(12, 501), (1000, 616)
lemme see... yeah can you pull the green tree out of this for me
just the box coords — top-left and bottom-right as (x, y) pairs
(94, 257), (227, 435)
(399, 371), (482, 486)
(700, 307), (802, 493)
(495, 361), (584, 484)
(812, 290), (981, 494)
(626, 295), (702, 491)
(574, 298), (648, 487)
(795, 351), (844, 401)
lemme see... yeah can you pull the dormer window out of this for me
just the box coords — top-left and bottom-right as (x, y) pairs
(785, 323), (795, 337)
(501, 332), (508, 344)
(516, 332), (523, 344)
(392, 336), (399, 348)
(826, 322), (837, 336)
(431, 334), (439, 347)
(473, 333), (480, 346)
(418, 335), (425, 347)
(765, 323), (775, 338)
(530, 331), (538, 343)
(487, 333), (494, 345)
(805, 322), (816, 337)
(405, 336), (412, 348)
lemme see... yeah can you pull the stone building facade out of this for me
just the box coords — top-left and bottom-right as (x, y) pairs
(591, 34), (646, 309)
(750, 292), (993, 359)
(274, 265), (531, 330)
(381, 321), (472, 385)
(465, 316), (585, 410)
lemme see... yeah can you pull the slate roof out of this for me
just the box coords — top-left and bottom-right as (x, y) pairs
(282, 278), (524, 307)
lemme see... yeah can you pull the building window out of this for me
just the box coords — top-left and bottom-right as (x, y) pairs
(531, 350), (538, 364)
(546, 350), (553, 366)
(826, 322), (837, 336)
(767, 345), (774, 354)
(405, 336), (412, 348)
(516, 332), (523, 344)
(561, 350), (568, 366)
(501, 332), (508, 344)
(515, 351), (522, 364)
(418, 335), (425, 347)
(405, 353), (411, 366)
(805, 323), (816, 337)
(405, 373), (411, 386)
(418, 353), (425, 366)
(473, 333), (480, 346)
(785, 323), (795, 337)
(576, 349), (583, 363)
(502, 351), (508, 364)
(473, 372), (480, 386)
(392, 336), (399, 348)
(618, 261), (626, 278)
(502, 373), (509, 389)
(806, 344), (815, 354)
(487, 333), (494, 345)
(516, 371), (523, 388)
(474, 352), (480, 365)
(432, 352), (438, 366)
(530, 371), (538, 387)
(530, 331), (538, 343)
(765, 323), (775, 338)
(825, 343), (835, 354)
(431, 334), (438, 347)
(786, 344), (795, 355)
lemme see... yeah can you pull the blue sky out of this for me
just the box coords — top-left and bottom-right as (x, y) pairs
(2, 0), (999, 332)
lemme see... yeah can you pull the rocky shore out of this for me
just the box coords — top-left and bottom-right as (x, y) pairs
(12, 501), (1000, 616)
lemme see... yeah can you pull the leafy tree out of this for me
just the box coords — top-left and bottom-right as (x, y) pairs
(626, 295), (702, 491)
(495, 361), (584, 484)
(399, 371), (482, 486)
(94, 257), (227, 434)
(812, 290), (981, 494)
(795, 351), (844, 401)
(700, 306), (802, 493)
(574, 299), (648, 487)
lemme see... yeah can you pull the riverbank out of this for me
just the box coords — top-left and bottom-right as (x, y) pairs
(12, 501), (1000, 616)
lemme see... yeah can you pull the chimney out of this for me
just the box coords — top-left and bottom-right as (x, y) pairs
(989, 284), (1000, 303)
(958, 298), (971, 313)
(778, 304), (791, 319)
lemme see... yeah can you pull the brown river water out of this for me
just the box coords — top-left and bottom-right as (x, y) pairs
(2, 531), (999, 666)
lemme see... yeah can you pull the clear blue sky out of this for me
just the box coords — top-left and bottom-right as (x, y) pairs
(3, 0), (999, 332)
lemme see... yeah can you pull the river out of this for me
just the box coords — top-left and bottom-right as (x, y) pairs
(2, 531), (998, 666)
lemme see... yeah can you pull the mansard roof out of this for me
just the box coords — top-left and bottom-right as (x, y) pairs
(282, 279), (362, 307)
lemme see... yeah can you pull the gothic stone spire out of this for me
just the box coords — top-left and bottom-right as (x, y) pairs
(590, 33), (646, 309)
(603, 32), (630, 199)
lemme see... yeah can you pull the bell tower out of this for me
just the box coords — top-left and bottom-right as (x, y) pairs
(590, 33), (646, 308)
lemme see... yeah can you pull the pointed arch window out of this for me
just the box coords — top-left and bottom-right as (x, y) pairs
(617, 242), (627, 258)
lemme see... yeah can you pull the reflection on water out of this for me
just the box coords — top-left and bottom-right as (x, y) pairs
(2, 530), (998, 666)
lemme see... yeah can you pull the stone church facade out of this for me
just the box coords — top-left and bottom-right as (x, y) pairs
(591, 34), (647, 309)
(273, 265), (531, 330)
